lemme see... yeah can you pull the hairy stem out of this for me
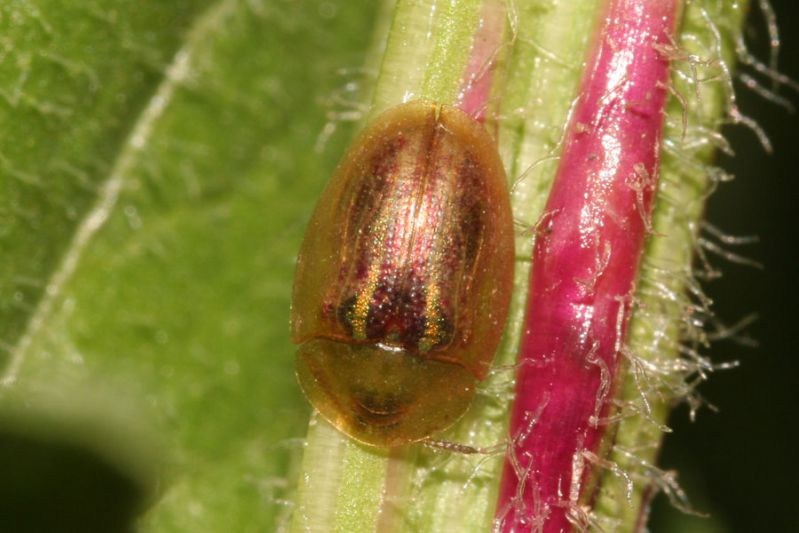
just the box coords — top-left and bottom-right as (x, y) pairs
(594, 1), (749, 529)
(291, 0), (752, 531)
(495, 1), (681, 530)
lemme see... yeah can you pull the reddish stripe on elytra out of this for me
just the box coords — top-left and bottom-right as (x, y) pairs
(496, 1), (680, 531)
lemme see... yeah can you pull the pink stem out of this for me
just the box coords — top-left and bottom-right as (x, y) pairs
(457, 0), (506, 122)
(495, 1), (680, 531)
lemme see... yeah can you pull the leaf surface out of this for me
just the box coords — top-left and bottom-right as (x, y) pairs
(0, 1), (378, 530)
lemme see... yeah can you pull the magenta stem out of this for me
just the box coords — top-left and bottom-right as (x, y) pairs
(495, 1), (680, 531)
(457, 0), (506, 122)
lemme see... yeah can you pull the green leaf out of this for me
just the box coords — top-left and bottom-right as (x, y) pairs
(0, 0), (380, 530)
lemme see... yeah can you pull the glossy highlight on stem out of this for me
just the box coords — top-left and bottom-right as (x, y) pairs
(496, 1), (681, 530)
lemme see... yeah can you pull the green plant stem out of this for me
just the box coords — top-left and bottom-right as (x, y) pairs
(291, 1), (599, 531)
(291, 0), (752, 531)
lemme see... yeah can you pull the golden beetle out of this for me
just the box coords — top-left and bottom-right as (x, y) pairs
(291, 101), (514, 447)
